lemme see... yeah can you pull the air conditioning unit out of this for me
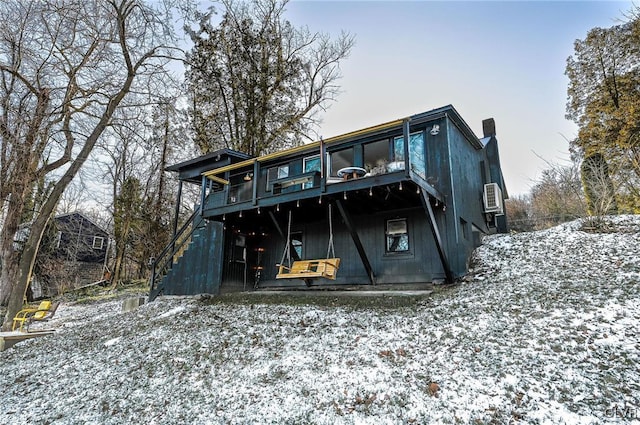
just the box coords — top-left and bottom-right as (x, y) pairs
(483, 183), (504, 215)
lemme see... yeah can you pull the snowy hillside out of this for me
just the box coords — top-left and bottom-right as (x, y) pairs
(1, 216), (639, 424)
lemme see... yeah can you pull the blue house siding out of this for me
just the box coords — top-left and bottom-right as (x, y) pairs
(161, 221), (224, 296)
(218, 205), (448, 290)
(445, 119), (493, 274)
(150, 105), (508, 298)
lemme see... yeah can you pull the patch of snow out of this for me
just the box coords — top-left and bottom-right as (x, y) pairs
(103, 337), (121, 347)
(1, 216), (639, 424)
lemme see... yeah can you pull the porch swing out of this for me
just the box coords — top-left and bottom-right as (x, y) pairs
(276, 204), (341, 286)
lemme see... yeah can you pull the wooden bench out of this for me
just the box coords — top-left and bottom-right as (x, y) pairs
(276, 258), (340, 286)
(12, 301), (59, 332)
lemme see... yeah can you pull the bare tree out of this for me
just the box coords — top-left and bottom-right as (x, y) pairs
(57, 179), (91, 215)
(0, 0), (185, 330)
(93, 93), (191, 287)
(581, 153), (619, 225)
(505, 195), (534, 233)
(530, 159), (586, 229)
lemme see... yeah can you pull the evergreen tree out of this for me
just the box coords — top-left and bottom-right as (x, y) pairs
(186, 0), (354, 156)
(112, 177), (143, 286)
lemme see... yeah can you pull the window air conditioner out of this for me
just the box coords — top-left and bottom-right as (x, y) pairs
(483, 183), (504, 215)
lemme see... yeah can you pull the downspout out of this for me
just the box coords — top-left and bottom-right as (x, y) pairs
(445, 114), (460, 244)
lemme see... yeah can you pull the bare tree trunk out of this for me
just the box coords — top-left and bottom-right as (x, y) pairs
(3, 210), (52, 330)
(1, 60), (135, 332)
(0, 0), (182, 328)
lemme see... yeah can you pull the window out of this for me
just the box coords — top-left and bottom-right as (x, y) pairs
(266, 164), (289, 191)
(329, 148), (353, 177)
(303, 155), (321, 189)
(56, 231), (62, 249)
(393, 137), (405, 162)
(291, 232), (303, 258)
(393, 131), (426, 178)
(364, 139), (390, 175)
(92, 236), (104, 250)
(386, 218), (409, 253)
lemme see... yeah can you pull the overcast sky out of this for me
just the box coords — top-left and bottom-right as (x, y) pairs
(283, 0), (634, 196)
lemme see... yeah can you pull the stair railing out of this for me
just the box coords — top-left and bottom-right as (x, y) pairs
(149, 209), (205, 297)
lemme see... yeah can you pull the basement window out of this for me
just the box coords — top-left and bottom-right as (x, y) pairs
(386, 218), (409, 253)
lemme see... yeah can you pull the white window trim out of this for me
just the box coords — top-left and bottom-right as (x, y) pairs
(92, 236), (104, 250)
(385, 218), (410, 253)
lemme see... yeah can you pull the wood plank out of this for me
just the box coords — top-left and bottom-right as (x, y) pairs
(0, 330), (55, 351)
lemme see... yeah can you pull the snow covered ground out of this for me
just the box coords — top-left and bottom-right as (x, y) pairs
(1, 216), (639, 424)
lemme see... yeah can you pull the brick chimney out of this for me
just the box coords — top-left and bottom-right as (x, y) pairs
(482, 118), (496, 138)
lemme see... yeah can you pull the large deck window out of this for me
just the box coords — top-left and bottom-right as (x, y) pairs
(303, 155), (321, 188)
(364, 139), (390, 175)
(229, 173), (253, 203)
(393, 131), (425, 178)
(292, 232), (303, 258)
(329, 148), (353, 177)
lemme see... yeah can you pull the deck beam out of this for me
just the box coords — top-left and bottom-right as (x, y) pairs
(335, 200), (376, 285)
(419, 191), (454, 283)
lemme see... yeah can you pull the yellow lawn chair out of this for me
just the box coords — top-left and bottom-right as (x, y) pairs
(12, 301), (59, 332)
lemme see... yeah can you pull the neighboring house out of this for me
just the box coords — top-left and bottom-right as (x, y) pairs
(150, 105), (508, 300)
(52, 212), (109, 263)
(30, 212), (110, 298)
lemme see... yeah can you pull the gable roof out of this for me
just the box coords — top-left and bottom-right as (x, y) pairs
(55, 212), (109, 236)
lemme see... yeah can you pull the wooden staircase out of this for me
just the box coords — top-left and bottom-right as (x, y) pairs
(149, 212), (224, 301)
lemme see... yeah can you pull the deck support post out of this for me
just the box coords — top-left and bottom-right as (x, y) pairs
(200, 174), (206, 216)
(172, 180), (183, 239)
(419, 191), (454, 283)
(170, 180), (183, 256)
(403, 118), (411, 179)
(335, 200), (376, 285)
(252, 161), (259, 205)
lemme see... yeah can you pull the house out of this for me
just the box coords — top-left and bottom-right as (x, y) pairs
(53, 212), (110, 264)
(30, 212), (110, 298)
(149, 105), (508, 300)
